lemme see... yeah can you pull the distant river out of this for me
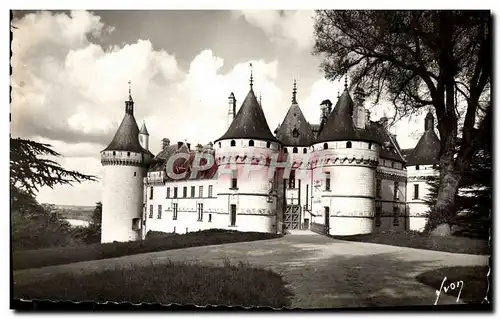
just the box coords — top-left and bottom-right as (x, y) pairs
(66, 219), (90, 227)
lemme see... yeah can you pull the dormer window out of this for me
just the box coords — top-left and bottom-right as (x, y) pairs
(292, 128), (299, 138)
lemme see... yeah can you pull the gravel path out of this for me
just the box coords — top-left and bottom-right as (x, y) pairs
(13, 231), (489, 308)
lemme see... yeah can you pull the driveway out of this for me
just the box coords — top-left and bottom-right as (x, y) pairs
(13, 231), (489, 308)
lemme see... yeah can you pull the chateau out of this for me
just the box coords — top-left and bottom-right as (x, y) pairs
(100, 75), (441, 243)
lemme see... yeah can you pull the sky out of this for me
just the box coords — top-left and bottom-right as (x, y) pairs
(11, 10), (431, 206)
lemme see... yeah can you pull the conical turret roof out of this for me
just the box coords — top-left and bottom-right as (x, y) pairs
(406, 125), (441, 166)
(102, 96), (150, 154)
(215, 87), (279, 143)
(139, 121), (149, 135)
(275, 82), (315, 146)
(315, 89), (376, 144)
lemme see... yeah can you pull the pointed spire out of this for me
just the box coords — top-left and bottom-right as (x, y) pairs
(292, 79), (297, 104)
(140, 120), (149, 135)
(128, 80), (133, 102)
(249, 63), (254, 89)
(125, 80), (134, 115)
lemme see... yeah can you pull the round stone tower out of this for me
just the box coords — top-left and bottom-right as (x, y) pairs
(213, 69), (281, 233)
(312, 82), (379, 235)
(100, 86), (153, 243)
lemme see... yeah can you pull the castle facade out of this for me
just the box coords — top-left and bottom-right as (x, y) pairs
(100, 77), (441, 243)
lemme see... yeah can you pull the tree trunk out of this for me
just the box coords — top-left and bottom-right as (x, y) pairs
(429, 163), (461, 236)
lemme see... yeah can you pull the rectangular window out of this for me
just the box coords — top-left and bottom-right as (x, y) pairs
(208, 213), (212, 223)
(289, 170), (296, 189)
(183, 186), (187, 198)
(394, 181), (399, 200)
(197, 203), (203, 221)
(199, 186), (204, 198)
(230, 204), (237, 226)
(325, 172), (331, 191)
(231, 177), (238, 189)
(376, 179), (381, 198)
(393, 206), (400, 226)
(166, 187), (170, 199)
(208, 185), (213, 197)
(375, 206), (381, 227)
(172, 203), (178, 220)
(191, 186), (195, 198)
(132, 218), (140, 230)
(149, 186), (154, 200)
(414, 184), (419, 199)
(149, 204), (153, 218)
(157, 204), (162, 219)
(173, 187), (178, 199)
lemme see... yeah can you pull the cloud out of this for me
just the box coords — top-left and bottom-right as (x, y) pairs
(11, 10), (284, 205)
(234, 10), (315, 50)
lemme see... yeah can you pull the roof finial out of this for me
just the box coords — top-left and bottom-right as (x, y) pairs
(344, 75), (348, 91)
(337, 89), (340, 99)
(128, 80), (133, 102)
(292, 79), (297, 103)
(249, 63), (253, 88)
(259, 92), (262, 105)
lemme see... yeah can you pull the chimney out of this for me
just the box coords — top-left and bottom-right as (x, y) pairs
(353, 87), (366, 129)
(187, 143), (191, 151)
(196, 144), (203, 152)
(177, 141), (183, 149)
(229, 93), (236, 119)
(162, 138), (170, 150)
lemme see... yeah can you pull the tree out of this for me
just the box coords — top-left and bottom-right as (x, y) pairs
(313, 10), (491, 234)
(10, 137), (97, 213)
(83, 202), (102, 244)
(10, 137), (97, 249)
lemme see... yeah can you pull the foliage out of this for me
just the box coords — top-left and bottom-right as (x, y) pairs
(14, 260), (292, 308)
(10, 137), (97, 249)
(13, 229), (282, 270)
(425, 139), (491, 237)
(331, 230), (490, 255)
(313, 11), (491, 230)
(78, 202), (102, 244)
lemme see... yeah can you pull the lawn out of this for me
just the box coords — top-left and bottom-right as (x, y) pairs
(331, 231), (490, 255)
(416, 266), (490, 304)
(13, 229), (282, 271)
(14, 259), (293, 308)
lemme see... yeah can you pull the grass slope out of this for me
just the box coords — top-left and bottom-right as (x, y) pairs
(14, 260), (293, 308)
(416, 266), (490, 304)
(331, 231), (490, 255)
(13, 229), (281, 271)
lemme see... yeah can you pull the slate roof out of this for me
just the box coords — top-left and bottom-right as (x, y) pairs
(315, 89), (378, 144)
(102, 113), (150, 154)
(215, 87), (280, 143)
(401, 148), (414, 160)
(405, 129), (441, 165)
(367, 121), (405, 162)
(148, 142), (218, 180)
(275, 102), (315, 146)
(139, 122), (149, 135)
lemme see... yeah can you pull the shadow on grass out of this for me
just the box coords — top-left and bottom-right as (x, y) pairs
(13, 259), (293, 308)
(13, 229), (282, 271)
(330, 231), (490, 255)
(273, 245), (489, 308)
(415, 266), (490, 305)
